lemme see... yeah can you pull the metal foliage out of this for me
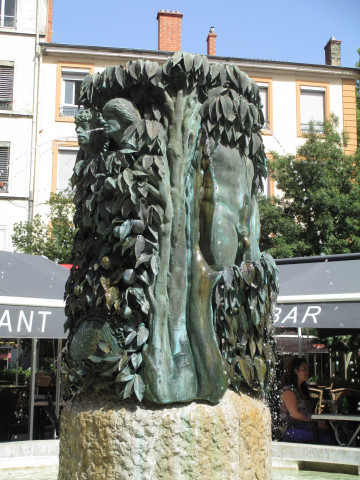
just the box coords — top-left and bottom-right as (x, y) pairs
(213, 253), (278, 392)
(64, 52), (278, 403)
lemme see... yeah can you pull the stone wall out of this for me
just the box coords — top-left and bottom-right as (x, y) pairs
(58, 389), (272, 480)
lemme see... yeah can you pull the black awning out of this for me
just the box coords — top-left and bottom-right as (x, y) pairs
(275, 254), (360, 329)
(0, 252), (69, 338)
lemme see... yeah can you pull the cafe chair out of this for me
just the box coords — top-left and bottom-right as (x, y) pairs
(318, 382), (334, 390)
(330, 388), (360, 414)
(35, 372), (52, 388)
(308, 387), (325, 415)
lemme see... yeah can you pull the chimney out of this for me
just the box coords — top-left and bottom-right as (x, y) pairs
(46, 0), (53, 42)
(157, 10), (183, 52)
(207, 27), (217, 56)
(324, 37), (341, 66)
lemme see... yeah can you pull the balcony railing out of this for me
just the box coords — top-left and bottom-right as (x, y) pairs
(60, 105), (83, 117)
(0, 181), (8, 193)
(0, 100), (12, 110)
(0, 15), (16, 28)
(301, 123), (324, 134)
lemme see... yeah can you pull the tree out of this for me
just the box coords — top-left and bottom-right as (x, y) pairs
(356, 47), (360, 147)
(259, 115), (360, 258)
(12, 189), (75, 264)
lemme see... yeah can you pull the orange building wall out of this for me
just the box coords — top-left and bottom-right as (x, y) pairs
(342, 79), (357, 154)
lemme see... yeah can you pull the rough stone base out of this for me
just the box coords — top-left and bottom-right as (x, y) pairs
(58, 389), (272, 480)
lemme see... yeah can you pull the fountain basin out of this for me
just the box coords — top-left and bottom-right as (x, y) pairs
(58, 389), (271, 480)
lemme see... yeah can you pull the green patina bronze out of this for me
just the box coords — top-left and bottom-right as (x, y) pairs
(63, 52), (278, 404)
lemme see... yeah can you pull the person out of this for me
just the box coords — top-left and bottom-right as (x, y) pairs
(279, 357), (336, 444)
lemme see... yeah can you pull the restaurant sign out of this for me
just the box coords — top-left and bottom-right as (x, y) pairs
(0, 297), (67, 339)
(274, 301), (360, 329)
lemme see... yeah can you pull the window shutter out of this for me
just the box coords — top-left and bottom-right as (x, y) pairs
(0, 65), (14, 109)
(300, 87), (325, 132)
(0, 144), (10, 192)
(57, 149), (78, 192)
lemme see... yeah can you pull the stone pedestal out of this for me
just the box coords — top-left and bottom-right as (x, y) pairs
(58, 389), (272, 480)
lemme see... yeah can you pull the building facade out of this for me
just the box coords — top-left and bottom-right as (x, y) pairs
(1, 7), (359, 250)
(0, 0), (52, 250)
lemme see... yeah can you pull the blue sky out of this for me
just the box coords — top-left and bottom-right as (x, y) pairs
(52, 0), (359, 68)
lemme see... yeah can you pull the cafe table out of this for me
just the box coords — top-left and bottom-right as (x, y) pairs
(311, 413), (360, 447)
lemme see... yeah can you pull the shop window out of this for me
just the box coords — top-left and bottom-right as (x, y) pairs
(0, 63), (14, 110)
(0, 142), (10, 192)
(0, 0), (16, 28)
(56, 63), (93, 122)
(297, 81), (329, 136)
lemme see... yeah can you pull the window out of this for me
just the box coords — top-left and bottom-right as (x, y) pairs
(52, 142), (78, 192)
(258, 84), (269, 129)
(260, 176), (269, 197)
(0, 63), (13, 110)
(297, 81), (329, 136)
(60, 69), (88, 117)
(0, 0), (16, 28)
(56, 63), (93, 121)
(259, 152), (275, 198)
(253, 77), (273, 134)
(0, 142), (9, 192)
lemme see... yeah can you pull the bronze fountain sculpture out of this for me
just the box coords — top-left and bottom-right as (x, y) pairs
(64, 52), (278, 405)
(59, 53), (278, 480)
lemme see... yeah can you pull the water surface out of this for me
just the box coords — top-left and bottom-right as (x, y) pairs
(0, 466), (358, 479)
(273, 469), (359, 480)
(0, 466), (58, 480)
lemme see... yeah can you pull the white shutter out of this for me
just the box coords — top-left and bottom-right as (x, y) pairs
(300, 87), (325, 132)
(0, 65), (14, 109)
(57, 149), (78, 192)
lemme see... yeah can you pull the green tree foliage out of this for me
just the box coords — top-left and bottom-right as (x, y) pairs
(11, 190), (75, 264)
(356, 47), (360, 147)
(259, 115), (360, 258)
(325, 333), (360, 353)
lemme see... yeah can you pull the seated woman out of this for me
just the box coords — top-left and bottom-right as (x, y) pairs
(279, 357), (336, 444)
